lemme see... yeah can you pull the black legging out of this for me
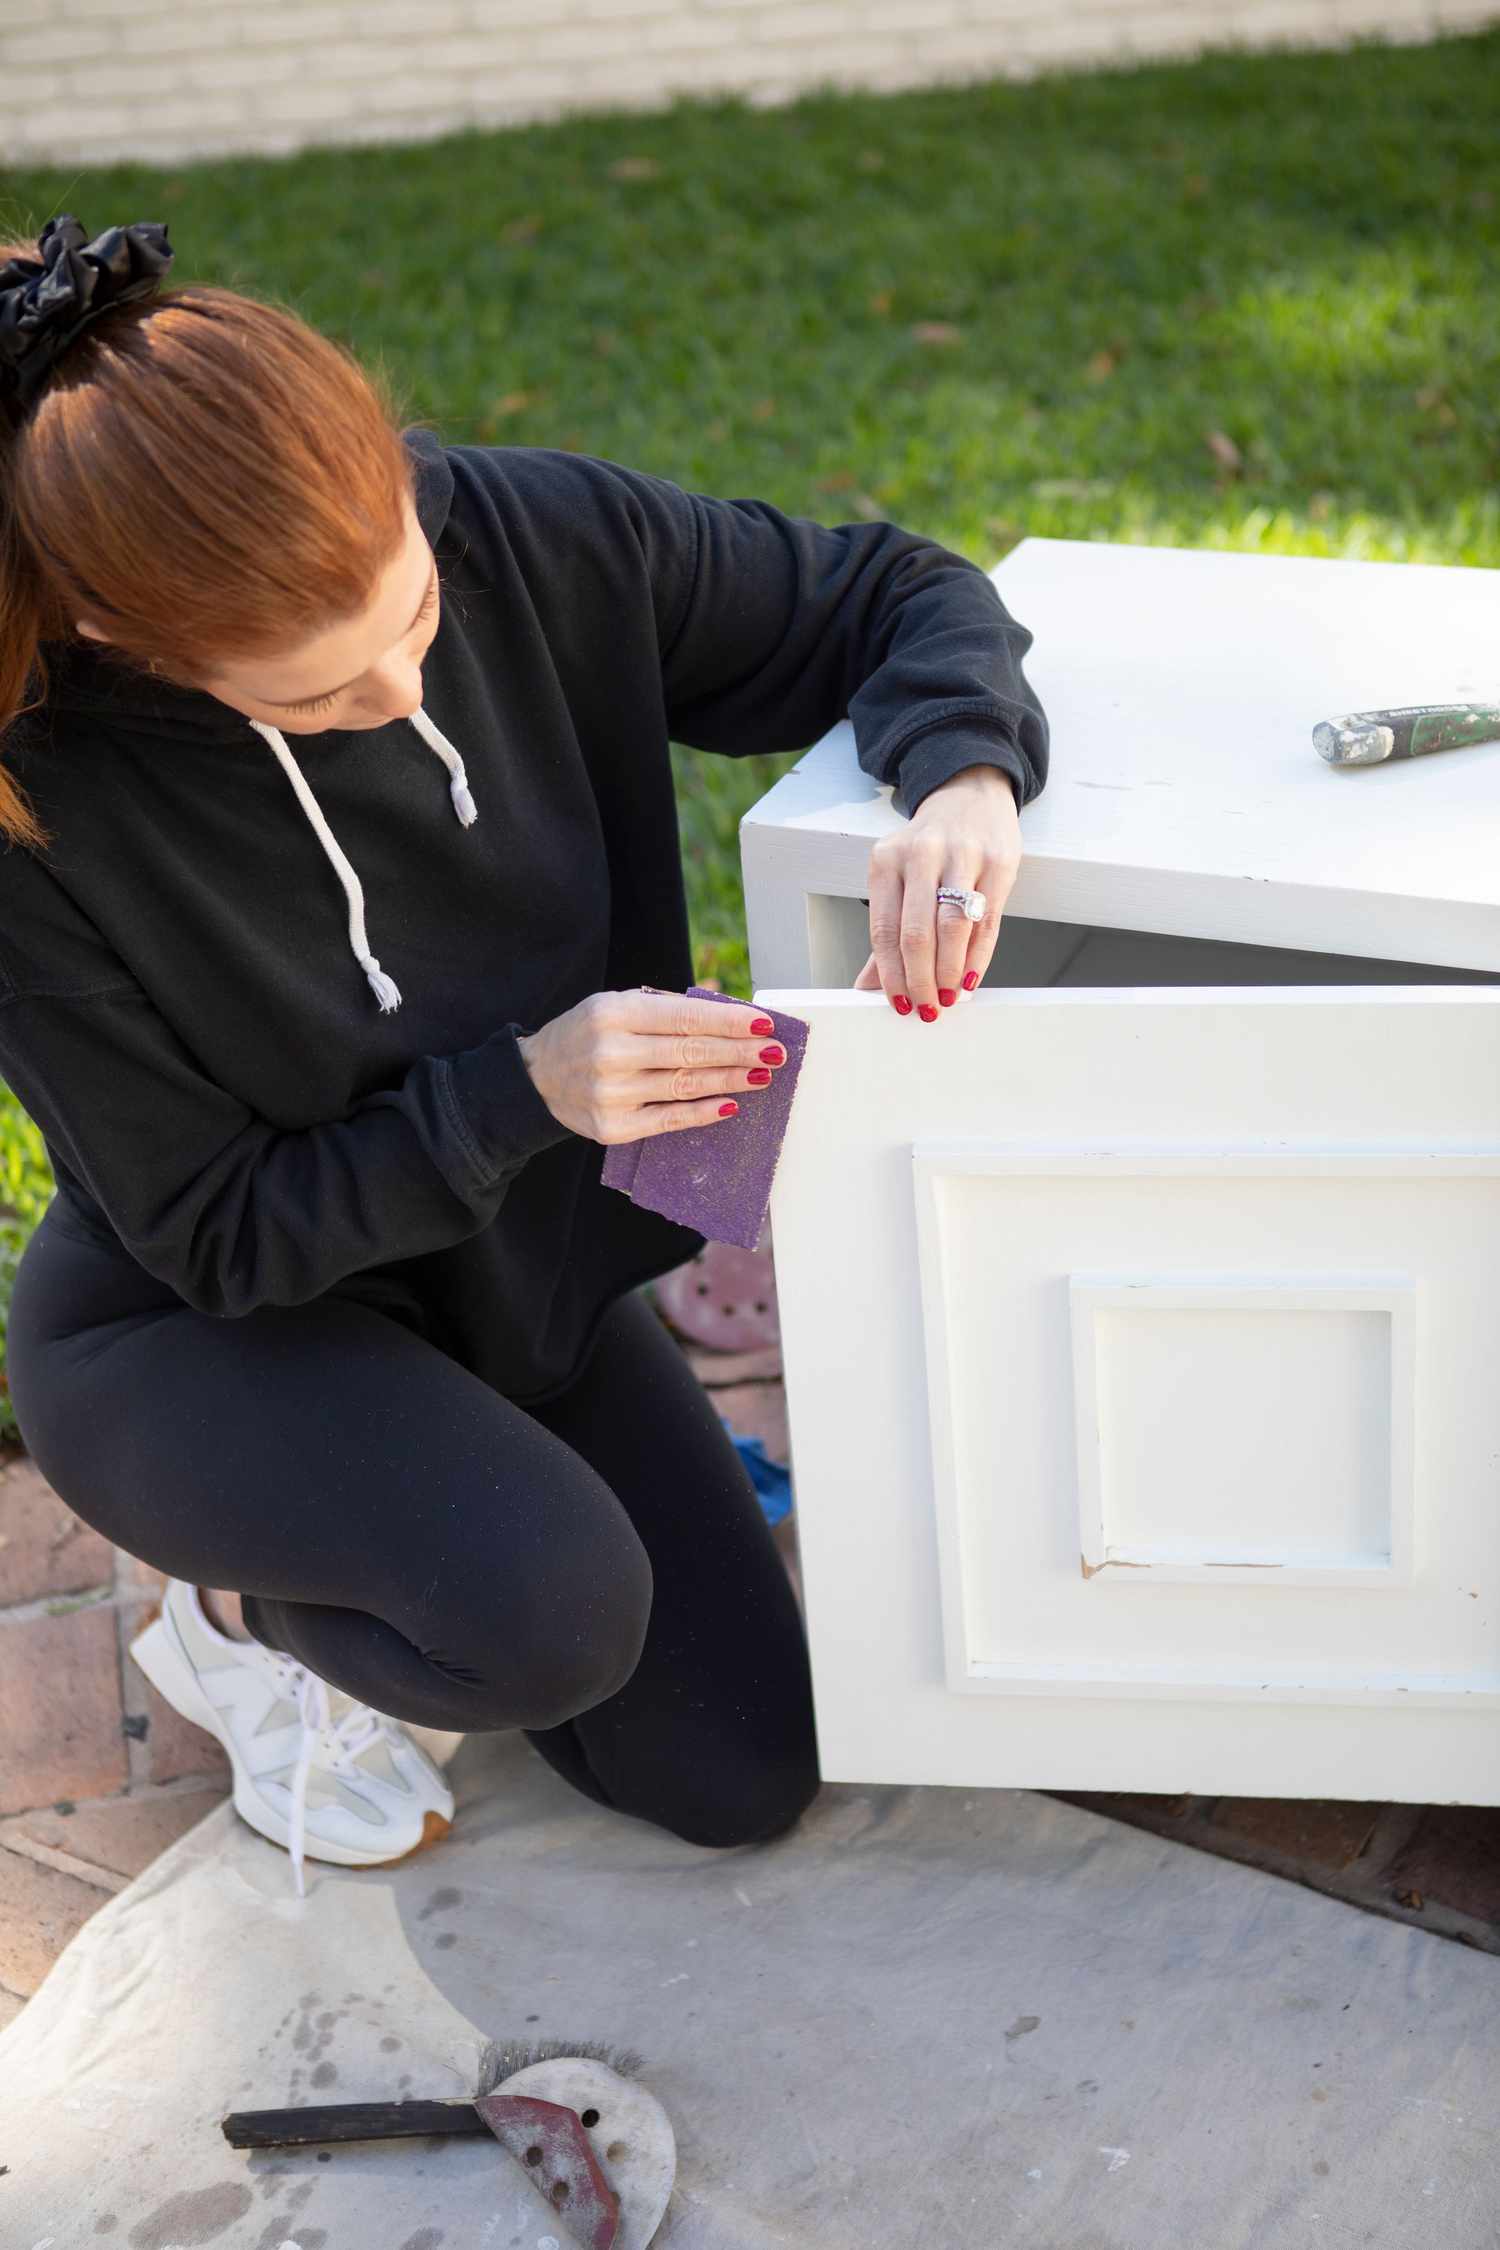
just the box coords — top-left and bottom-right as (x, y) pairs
(5, 1201), (821, 1849)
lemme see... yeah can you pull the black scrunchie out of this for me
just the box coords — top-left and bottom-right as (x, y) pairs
(0, 212), (174, 423)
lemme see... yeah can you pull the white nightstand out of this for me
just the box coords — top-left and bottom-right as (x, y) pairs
(744, 537), (1500, 1806)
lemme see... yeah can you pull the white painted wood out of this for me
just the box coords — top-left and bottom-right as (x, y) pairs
(1066, 1271), (1416, 1592)
(744, 540), (1500, 1801)
(756, 988), (1500, 1803)
(742, 539), (1500, 974)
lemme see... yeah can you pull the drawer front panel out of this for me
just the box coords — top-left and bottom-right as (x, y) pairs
(760, 988), (1500, 1801)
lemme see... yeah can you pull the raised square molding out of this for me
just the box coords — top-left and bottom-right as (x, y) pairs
(1069, 1275), (1415, 1590)
(910, 1142), (1497, 1708)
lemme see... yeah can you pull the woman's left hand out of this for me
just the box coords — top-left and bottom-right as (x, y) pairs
(852, 763), (1022, 1017)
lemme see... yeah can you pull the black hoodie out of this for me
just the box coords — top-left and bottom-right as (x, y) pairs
(0, 429), (1048, 1404)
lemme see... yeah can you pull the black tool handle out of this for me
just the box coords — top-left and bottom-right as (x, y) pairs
(221, 2096), (488, 2148)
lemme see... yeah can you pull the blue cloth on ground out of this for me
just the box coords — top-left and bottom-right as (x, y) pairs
(720, 1420), (792, 1525)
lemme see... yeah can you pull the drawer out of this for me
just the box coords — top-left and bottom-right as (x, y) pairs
(757, 967), (1500, 1805)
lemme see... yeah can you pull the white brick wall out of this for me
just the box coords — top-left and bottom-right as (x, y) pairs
(1, 0), (1493, 168)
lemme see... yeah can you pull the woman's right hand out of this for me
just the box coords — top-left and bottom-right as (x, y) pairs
(516, 988), (786, 1145)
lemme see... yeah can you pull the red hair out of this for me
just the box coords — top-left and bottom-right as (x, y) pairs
(0, 223), (428, 854)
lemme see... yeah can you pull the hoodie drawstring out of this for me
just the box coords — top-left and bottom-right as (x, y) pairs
(246, 703), (477, 1013)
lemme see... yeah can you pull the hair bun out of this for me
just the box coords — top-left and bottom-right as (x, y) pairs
(0, 212), (174, 423)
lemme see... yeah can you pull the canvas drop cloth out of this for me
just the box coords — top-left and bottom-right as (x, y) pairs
(3, 1730), (1498, 2249)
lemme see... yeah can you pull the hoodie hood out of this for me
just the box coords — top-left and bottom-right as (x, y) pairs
(37, 426), (464, 1013)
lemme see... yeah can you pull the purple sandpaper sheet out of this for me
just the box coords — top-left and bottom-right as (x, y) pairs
(600, 985), (811, 1249)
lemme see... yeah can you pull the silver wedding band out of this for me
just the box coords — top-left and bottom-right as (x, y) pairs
(936, 885), (987, 923)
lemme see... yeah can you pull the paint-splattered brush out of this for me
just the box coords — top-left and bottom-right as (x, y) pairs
(1313, 702), (1500, 765)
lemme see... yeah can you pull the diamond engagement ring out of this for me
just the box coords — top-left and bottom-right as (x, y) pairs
(936, 885), (987, 922)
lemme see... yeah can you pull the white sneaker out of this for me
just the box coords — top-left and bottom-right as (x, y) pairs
(129, 1579), (455, 1897)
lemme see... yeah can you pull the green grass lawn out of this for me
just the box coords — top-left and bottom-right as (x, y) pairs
(4, 27), (1496, 999)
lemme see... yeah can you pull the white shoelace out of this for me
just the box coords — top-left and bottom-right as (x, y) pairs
(271, 1655), (396, 1898)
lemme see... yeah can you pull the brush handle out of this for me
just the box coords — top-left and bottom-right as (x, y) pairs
(1313, 703), (1500, 765)
(221, 2096), (489, 2148)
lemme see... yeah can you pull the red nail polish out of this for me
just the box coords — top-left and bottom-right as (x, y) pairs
(759, 1045), (784, 1064)
(747, 1067), (771, 1085)
(892, 995), (913, 1015)
(918, 1004), (939, 1022)
(962, 970), (978, 990)
(938, 988), (956, 1007)
(719, 1101), (739, 1116)
(750, 1017), (773, 1035)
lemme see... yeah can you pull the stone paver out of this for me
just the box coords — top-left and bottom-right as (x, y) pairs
(1087, 1789), (1193, 1821)
(0, 1782), (227, 1894)
(0, 1455), (114, 1607)
(114, 1556), (229, 1786)
(1210, 1794), (1383, 1870)
(117, 1550), (168, 1597)
(1385, 1806), (1500, 1924)
(1051, 1791), (1500, 1955)
(128, 1671), (230, 1787)
(0, 1603), (129, 1817)
(0, 1844), (110, 1997)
